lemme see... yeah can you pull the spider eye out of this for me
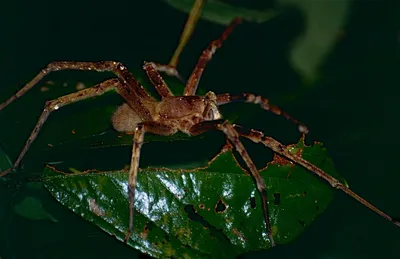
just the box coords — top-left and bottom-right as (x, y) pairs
(208, 109), (215, 120)
(207, 106), (222, 120)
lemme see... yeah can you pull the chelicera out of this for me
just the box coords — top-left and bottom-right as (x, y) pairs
(0, 18), (398, 247)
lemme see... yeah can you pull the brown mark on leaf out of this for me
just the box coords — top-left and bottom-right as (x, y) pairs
(199, 204), (205, 210)
(270, 154), (296, 179)
(175, 228), (187, 239)
(232, 228), (247, 243)
(275, 141), (305, 179)
(259, 137), (307, 177)
(271, 154), (292, 166)
(88, 198), (105, 217)
(45, 165), (68, 175)
(140, 223), (151, 240)
(71, 129), (76, 134)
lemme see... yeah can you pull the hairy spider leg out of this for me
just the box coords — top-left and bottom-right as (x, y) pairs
(233, 124), (400, 228)
(125, 122), (177, 242)
(0, 61), (156, 121)
(184, 17), (242, 96)
(143, 62), (174, 97)
(216, 93), (309, 134)
(0, 79), (127, 177)
(190, 119), (276, 247)
(150, 63), (186, 84)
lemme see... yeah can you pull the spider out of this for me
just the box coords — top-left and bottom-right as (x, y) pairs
(0, 17), (398, 248)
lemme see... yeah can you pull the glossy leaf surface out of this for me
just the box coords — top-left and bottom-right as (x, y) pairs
(44, 138), (340, 258)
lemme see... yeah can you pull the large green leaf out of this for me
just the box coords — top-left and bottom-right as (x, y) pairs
(44, 138), (340, 258)
(164, 0), (276, 25)
(277, 0), (352, 82)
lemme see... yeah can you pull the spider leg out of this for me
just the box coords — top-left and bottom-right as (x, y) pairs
(0, 79), (128, 177)
(190, 119), (276, 247)
(216, 93), (309, 134)
(233, 124), (400, 228)
(125, 122), (177, 242)
(183, 18), (242, 96)
(149, 63), (186, 84)
(143, 62), (175, 98)
(0, 61), (155, 120)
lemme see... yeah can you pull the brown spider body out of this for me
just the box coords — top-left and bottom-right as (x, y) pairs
(112, 92), (221, 135)
(1, 17), (398, 251)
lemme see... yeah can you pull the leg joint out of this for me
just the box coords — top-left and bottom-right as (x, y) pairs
(45, 100), (60, 112)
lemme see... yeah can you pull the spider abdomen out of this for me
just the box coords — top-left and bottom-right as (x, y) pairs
(111, 103), (143, 132)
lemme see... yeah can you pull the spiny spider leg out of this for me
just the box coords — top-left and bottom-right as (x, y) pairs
(125, 122), (177, 242)
(0, 61), (156, 119)
(150, 63), (186, 84)
(190, 119), (276, 247)
(217, 93), (309, 134)
(233, 124), (400, 228)
(184, 17), (242, 96)
(143, 62), (174, 97)
(0, 79), (125, 177)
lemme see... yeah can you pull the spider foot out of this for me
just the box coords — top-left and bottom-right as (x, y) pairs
(150, 63), (186, 84)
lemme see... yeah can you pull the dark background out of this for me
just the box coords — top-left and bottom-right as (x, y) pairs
(0, 0), (399, 258)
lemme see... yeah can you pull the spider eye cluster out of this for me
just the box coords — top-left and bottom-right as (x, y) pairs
(203, 91), (222, 121)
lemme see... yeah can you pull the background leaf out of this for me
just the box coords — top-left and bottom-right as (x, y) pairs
(13, 196), (58, 222)
(277, 0), (352, 82)
(163, 0), (276, 25)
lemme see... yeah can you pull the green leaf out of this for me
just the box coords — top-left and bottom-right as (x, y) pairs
(44, 138), (339, 258)
(277, 0), (352, 82)
(13, 196), (58, 222)
(164, 0), (276, 25)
